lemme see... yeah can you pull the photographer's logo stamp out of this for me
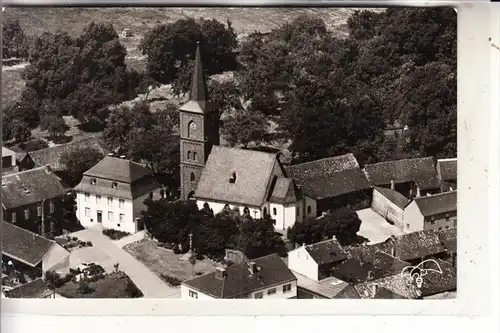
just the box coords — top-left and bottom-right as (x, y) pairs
(401, 259), (443, 289)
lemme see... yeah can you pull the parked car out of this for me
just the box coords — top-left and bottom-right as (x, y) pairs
(75, 263), (106, 282)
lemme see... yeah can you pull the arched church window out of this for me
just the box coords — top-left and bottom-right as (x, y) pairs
(188, 121), (197, 138)
(263, 207), (267, 216)
(307, 206), (312, 214)
(273, 207), (277, 215)
(243, 207), (250, 215)
(187, 151), (192, 160)
(193, 152), (197, 161)
(203, 202), (210, 210)
(223, 204), (230, 211)
(190, 173), (195, 182)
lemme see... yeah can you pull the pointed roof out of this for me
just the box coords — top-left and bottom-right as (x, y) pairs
(83, 156), (152, 183)
(180, 42), (209, 114)
(269, 177), (302, 204)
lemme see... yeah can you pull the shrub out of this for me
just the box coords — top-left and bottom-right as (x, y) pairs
(19, 139), (48, 152)
(172, 246), (181, 254)
(86, 241), (93, 247)
(160, 274), (181, 287)
(102, 229), (130, 240)
(77, 280), (94, 295)
(124, 279), (143, 298)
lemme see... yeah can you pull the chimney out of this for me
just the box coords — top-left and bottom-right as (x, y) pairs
(331, 235), (337, 242)
(215, 266), (227, 280)
(390, 180), (395, 190)
(302, 242), (306, 248)
(248, 261), (258, 275)
(416, 186), (421, 198)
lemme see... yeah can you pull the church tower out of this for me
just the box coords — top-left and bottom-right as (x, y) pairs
(179, 42), (219, 201)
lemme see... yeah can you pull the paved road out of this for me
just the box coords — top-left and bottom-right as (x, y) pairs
(356, 208), (405, 245)
(70, 228), (180, 299)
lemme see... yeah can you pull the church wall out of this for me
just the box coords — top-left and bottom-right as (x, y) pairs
(196, 200), (262, 219)
(304, 196), (318, 218)
(269, 202), (298, 231)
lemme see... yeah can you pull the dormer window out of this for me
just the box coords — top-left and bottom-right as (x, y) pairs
(91, 178), (96, 185)
(112, 182), (118, 189)
(229, 172), (237, 184)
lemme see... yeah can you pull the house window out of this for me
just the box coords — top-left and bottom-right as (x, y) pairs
(112, 182), (118, 189)
(90, 178), (96, 185)
(96, 195), (101, 204)
(108, 211), (114, 221)
(190, 173), (195, 182)
(254, 291), (263, 299)
(85, 208), (90, 217)
(406, 223), (410, 229)
(84, 193), (90, 202)
(49, 201), (54, 213)
(307, 206), (312, 214)
(243, 207), (250, 215)
(263, 207), (267, 216)
(107, 197), (113, 206)
(119, 199), (125, 208)
(189, 290), (198, 299)
(119, 214), (124, 223)
(283, 284), (292, 293)
(24, 209), (29, 219)
(273, 207), (277, 215)
(188, 151), (192, 160)
(149, 192), (154, 199)
(11, 212), (16, 223)
(37, 205), (42, 216)
(193, 152), (197, 161)
(229, 172), (237, 184)
(267, 288), (277, 296)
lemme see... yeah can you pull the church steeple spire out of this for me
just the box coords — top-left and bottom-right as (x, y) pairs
(189, 41), (208, 104)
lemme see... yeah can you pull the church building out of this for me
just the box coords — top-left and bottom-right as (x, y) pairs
(178, 43), (316, 231)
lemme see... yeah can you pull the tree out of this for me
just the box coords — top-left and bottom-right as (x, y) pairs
(222, 110), (269, 148)
(193, 212), (239, 259)
(60, 146), (105, 186)
(39, 114), (68, 139)
(2, 19), (28, 59)
(7, 119), (31, 143)
(208, 79), (242, 119)
(236, 216), (286, 259)
(45, 271), (62, 298)
(347, 10), (382, 40)
(139, 18), (238, 84)
(288, 207), (362, 246)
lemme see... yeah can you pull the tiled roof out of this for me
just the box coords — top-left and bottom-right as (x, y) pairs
(294, 169), (371, 200)
(364, 157), (440, 190)
(374, 186), (410, 209)
(285, 153), (360, 180)
(27, 136), (108, 171)
(1, 167), (68, 209)
(195, 146), (280, 207)
(5, 278), (52, 298)
(437, 228), (457, 253)
(1, 221), (62, 267)
(355, 274), (421, 299)
(436, 158), (457, 182)
(419, 259), (456, 297)
(413, 191), (457, 216)
(293, 272), (353, 299)
(83, 156), (152, 183)
(269, 177), (301, 204)
(304, 238), (348, 265)
(75, 174), (161, 200)
(373, 287), (407, 299)
(183, 253), (296, 298)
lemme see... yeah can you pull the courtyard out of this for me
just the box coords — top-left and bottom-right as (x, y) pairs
(356, 208), (406, 245)
(124, 239), (219, 283)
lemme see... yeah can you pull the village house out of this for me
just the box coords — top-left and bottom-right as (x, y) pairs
(403, 191), (457, 233)
(1, 221), (70, 283)
(363, 157), (441, 200)
(74, 154), (163, 234)
(436, 158), (457, 192)
(285, 154), (372, 214)
(2, 146), (19, 175)
(1, 166), (69, 235)
(181, 253), (297, 299)
(24, 136), (108, 185)
(371, 186), (410, 228)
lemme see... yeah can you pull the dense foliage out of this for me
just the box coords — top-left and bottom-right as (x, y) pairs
(287, 207), (362, 246)
(2, 19), (28, 59)
(60, 146), (105, 186)
(141, 200), (286, 260)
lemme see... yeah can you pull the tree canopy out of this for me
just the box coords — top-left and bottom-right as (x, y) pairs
(2, 19), (28, 59)
(60, 146), (105, 186)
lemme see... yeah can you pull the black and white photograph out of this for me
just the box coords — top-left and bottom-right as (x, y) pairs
(1, 6), (458, 301)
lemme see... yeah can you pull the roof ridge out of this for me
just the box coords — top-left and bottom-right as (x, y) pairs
(215, 145), (279, 157)
(366, 156), (434, 166)
(1, 166), (53, 178)
(437, 158), (457, 162)
(1, 220), (56, 245)
(287, 153), (356, 168)
(415, 190), (457, 201)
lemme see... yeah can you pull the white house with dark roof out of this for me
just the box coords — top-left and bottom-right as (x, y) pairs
(2, 146), (19, 175)
(194, 146), (315, 231)
(403, 191), (457, 233)
(74, 155), (162, 234)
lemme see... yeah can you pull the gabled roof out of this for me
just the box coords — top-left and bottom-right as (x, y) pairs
(292, 272), (353, 299)
(1, 167), (68, 209)
(83, 156), (152, 183)
(2, 146), (16, 157)
(179, 42), (209, 114)
(195, 146), (280, 207)
(374, 186), (410, 209)
(1, 221), (67, 267)
(285, 153), (360, 180)
(436, 158), (457, 182)
(412, 191), (457, 216)
(269, 177), (301, 204)
(27, 136), (108, 171)
(364, 157), (440, 190)
(304, 238), (348, 265)
(293, 168), (371, 200)
(5, 278), (52, 298)
(419, 259), (456, 297)
(354, 274), (421, 299)
(183, 253), (296, 298)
